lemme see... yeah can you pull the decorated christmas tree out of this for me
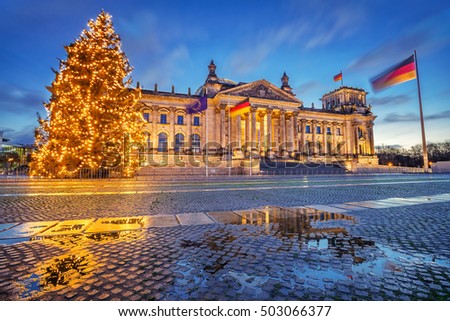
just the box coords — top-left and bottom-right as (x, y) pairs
(31, 10), (144, 178)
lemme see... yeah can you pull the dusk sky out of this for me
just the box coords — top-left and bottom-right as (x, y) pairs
(1, 0), (449, 147)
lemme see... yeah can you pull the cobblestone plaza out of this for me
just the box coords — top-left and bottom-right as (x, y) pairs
(0, 174), (449, 300)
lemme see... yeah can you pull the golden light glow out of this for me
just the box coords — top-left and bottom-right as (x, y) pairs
(30, 10), (145, 178)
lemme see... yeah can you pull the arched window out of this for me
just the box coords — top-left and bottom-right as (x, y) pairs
(174, 133), (184, 152)
(158, 133), (168, 152)
(191, 134), (201, 153)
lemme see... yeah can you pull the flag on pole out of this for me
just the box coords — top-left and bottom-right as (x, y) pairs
(333, 72), (343, 82)
(186, 96), (207, 114)
(230, 98), (250, 117)
(370, 55), (416, 91)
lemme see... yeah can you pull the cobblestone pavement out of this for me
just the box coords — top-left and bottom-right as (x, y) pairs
(0, 174), (449, 300)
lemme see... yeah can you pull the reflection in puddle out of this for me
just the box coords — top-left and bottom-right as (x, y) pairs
(171, 206), (374, 298)
(42, 252), (90, 287)
(18, 229), (143, 299)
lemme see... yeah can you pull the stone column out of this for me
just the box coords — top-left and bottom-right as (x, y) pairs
(311, 120), (317, 155)
(259, 111), (265, 152)
(352, 121), (359, 156)
(244, 113), (250, 151)
(250, 107), (257, 150)
(236, 114), (242, 149)
(300, 119), (306, 154)
(170, 107), (175, 152)
(293, 111), (299, 152)
(331, 122), (337, 155)
(202, 111), (207, 153)
(345, 120), (352, 156)
(219, 105), (226, 148)
(280, 110), (286, 152)
(187, 113), (192, 147)
(322, 121), (328, 155)
(152, 106), (158, 150)
(266, 109), (273, 151)
(367, 121), (375, 155)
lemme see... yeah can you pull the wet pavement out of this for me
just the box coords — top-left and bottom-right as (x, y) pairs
(0, 174), (449, 300)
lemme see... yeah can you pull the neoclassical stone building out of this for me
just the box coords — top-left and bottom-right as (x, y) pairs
(138, 61), (377, 169)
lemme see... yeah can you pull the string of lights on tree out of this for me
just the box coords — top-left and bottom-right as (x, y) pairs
(31, 10), (145, 178)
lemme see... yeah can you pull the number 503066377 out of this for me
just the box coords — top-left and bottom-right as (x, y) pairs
(260, 305), (332, 317)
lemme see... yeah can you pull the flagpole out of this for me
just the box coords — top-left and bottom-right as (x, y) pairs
(228, 94), (231, 177)
(205, 88), (209, 178)
(340, 70), (343, 87)
(414, 50), (429, 173)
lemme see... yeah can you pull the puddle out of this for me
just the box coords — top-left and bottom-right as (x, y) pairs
(16, 229), (144, 299)
(41, 252), (91, 287)
(170, 206), (375, 297)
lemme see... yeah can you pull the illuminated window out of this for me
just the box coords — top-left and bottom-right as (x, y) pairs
(158, 133), (168, 152)
(174, 133), (184, 152)
(336, 128), (341, 136)
(305, 125), (311, 133)
(143, 112), (150, 123)
(193, 116), (200, 126)
(191, 134), (201, 153)
(160, 114), (167, 124)
(316, 126), (321, 134)
(326, 127), (331, 135)
(177, 115), (184, 125)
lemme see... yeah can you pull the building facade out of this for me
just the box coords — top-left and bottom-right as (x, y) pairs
(137, 61), (377, 169)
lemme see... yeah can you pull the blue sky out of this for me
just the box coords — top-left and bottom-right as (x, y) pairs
(1, 0), (450, 147)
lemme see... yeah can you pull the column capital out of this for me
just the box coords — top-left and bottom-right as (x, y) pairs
(266, 108), (274, 115)
(300, 118), (308, 124)
(250, 106), (258, 113)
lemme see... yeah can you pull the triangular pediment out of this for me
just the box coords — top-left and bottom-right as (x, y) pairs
(218, 80), (301, 104)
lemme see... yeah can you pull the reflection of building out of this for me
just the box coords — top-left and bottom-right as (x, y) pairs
(137, 61), (377, 168)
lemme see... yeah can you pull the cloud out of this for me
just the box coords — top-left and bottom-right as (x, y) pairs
(305, 5), (364, 49)
(426, 110), (450, 120)
(384, 112), (419, 123)
(118, 11), (193, 88)
(383, 110), (450, 123)
(229, 24), (307, 76)
(369, 94), (412, 106)
(0, 124), (36, 144)
(348, 31), (430, 72)
(139, 45), (190, 89)
(229, 1), (364, 75)
(294, 81), (322, 95)
(349, 9), (450, 73)
(0, 82), (46, 114)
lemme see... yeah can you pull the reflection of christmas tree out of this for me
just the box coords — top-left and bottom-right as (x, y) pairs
(31, 10), (144, 178)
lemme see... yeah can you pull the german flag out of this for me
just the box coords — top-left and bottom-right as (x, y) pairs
(333, 72), (342, 82)
(370, 55), (416, 91)
(230, 98), (250, 117)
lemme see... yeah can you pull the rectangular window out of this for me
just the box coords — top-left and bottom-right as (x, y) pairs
(177, 115), (184, 125)
(337, 128), (341, 136)
(316, 126), (321, 134)
(160, 114), (167, 124)
(326, 127), (331, 135)
(143, 112), (150, 123)
(193, 116), (200, 126)
(305, 125), (311, 133)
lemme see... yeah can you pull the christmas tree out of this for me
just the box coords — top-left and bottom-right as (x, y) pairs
(31, 10), (144, 178)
